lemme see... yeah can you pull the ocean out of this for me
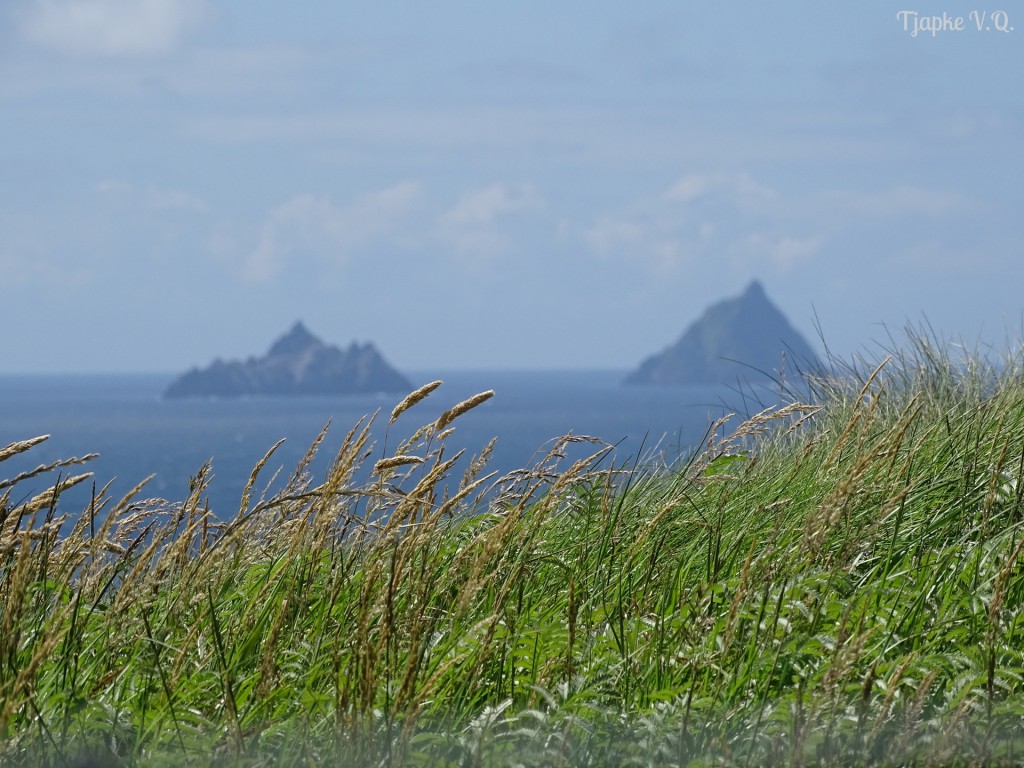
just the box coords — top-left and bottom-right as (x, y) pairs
(0, 371), (785, 519)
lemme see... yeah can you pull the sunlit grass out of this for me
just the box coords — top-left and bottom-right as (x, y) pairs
(4, 332), (1024, 766)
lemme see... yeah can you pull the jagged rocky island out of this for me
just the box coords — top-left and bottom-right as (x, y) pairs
(625, 280), (820, 386)
(164, 322), (412, 398)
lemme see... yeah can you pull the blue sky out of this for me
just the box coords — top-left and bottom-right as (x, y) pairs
(2, 1), (1021, 373)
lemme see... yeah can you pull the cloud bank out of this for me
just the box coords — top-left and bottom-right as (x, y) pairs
(20, 0), (205, 56)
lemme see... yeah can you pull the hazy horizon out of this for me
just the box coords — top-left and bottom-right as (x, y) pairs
(2, 2), (1021, 374)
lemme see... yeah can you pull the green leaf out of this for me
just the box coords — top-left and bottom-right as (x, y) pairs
(703, 453), (749, 478)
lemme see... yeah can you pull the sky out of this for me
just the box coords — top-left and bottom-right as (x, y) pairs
(1, 1), (1022, 373)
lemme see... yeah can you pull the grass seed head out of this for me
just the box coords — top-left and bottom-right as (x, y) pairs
(435, 390), (495, 431)
(390, 380), (444, 424)
(373, 455), (425, 475)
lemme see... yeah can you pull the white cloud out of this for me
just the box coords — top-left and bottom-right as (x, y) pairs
(665, 172), (778, 209)
(770, 235), (822, 267)
(245, 182), (422, 283)
(586, 171), (777, 259)
(584, 171), (812, 277)
(583, 207), (714, 275)
(95, 179), (133, 195)
(438, 184), (540, 259)
(444, 185), (526, 227)
(96, 180), (210, 213)
(651, 240), (688, 276)
(584, 216), (645, 256)
(664, 175), (710, 204)
(741, 233), (823, 269)
(20, 0), (205, 56)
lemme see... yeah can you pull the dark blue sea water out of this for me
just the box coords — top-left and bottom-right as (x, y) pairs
(0, 371), (784, 519)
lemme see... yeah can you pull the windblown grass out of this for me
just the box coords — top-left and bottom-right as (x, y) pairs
(4, 334), (1024, 766)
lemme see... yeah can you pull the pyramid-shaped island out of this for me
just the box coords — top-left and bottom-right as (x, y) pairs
(164, 322), (412, 398)
(625, 280), (820, 387)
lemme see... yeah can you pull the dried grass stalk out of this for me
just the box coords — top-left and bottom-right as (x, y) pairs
(373, 455), (425, 474)
(0, 435), (50, 463)
(390, 380), (444, 424)
(435, 390), (494, 431)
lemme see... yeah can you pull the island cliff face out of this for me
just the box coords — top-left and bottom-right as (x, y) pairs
(624, 280), (820, 387)
(164, 322), (412, 398)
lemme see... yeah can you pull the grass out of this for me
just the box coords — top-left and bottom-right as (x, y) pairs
(4, 333), (1024, 766)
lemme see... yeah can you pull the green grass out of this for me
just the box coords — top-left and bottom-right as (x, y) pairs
(4, 334), (1024, 766)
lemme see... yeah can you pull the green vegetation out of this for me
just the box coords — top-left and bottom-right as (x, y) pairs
(4, 336), (1024, 766)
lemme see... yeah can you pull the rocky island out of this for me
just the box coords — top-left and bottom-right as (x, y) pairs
(164, 322), (412, 398)
(624, 280), (820, 387)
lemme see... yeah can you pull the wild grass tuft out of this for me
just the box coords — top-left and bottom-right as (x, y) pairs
(4, 332), (1024, 765)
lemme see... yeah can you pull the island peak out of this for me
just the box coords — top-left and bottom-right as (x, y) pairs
(625, 281), (819, 387)
(267, 321), (321, 357)
(165, 323), (412, 398)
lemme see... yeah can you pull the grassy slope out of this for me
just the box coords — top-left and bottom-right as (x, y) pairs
(3, 339), (1024, 766)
